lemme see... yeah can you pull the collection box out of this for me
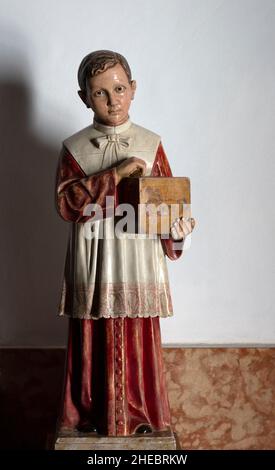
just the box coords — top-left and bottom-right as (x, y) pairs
(117, 176), (191, 235)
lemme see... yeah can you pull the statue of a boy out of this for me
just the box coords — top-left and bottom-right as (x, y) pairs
(55, 50), (195, 436)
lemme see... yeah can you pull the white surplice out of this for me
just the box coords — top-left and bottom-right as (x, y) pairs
(58, 118), (173, 319)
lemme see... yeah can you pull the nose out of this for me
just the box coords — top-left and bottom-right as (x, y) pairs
(107, 92), (118, 107)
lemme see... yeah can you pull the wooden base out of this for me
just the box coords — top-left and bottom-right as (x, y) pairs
(55, 428), (178, 450)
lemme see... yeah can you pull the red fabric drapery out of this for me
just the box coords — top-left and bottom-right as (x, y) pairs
(60, 317), (170, 435)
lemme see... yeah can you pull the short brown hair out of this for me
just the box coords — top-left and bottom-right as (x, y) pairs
(78, 50), (132, 94)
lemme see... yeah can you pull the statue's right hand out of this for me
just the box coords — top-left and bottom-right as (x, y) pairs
(114, 157), (146, 185)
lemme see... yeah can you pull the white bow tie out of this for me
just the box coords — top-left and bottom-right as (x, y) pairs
(92, 134), (131, 150)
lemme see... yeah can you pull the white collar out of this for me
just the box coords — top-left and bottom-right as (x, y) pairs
(93, 117), (132, 135)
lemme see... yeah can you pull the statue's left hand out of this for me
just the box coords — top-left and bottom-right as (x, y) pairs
(170, 217), (196, 241)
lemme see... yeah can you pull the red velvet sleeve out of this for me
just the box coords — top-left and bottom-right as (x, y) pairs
(151, 142), (184, 261)
(55, 145), (118, 223)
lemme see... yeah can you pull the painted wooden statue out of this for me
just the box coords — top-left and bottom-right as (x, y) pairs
(55, 50), (195, 436)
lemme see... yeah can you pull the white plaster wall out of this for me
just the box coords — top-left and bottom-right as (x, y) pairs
(0, 0), (274, 345)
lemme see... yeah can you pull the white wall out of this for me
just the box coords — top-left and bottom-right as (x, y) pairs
(0, 0), (274, 346)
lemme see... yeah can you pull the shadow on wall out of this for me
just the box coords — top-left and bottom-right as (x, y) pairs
(0, 76), (68, 346)
(0, 349), (65, 449)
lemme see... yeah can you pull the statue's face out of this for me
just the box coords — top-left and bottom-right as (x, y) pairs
(84, 63), (136, 126)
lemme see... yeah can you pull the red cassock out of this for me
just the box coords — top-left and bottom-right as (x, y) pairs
(55, 143), (183, 436)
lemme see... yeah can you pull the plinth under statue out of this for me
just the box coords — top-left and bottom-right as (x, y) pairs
(54, 50), (195, 450)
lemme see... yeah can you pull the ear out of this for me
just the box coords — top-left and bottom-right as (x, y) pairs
(78, 90), (90, 108)
(130, 80), (137, 100)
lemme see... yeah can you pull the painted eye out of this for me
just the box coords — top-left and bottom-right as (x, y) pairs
(94, 90), (105, 97)
(115, 86), (125, 93)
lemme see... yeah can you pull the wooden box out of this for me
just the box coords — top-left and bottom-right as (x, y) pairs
(117, 176), (191, 235)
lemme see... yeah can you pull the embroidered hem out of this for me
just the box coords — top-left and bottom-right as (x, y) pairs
(58, 280), (173, 320)
(58, 311), (173, 320)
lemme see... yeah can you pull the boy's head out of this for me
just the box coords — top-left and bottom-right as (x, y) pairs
(78, 50), (136, 126)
